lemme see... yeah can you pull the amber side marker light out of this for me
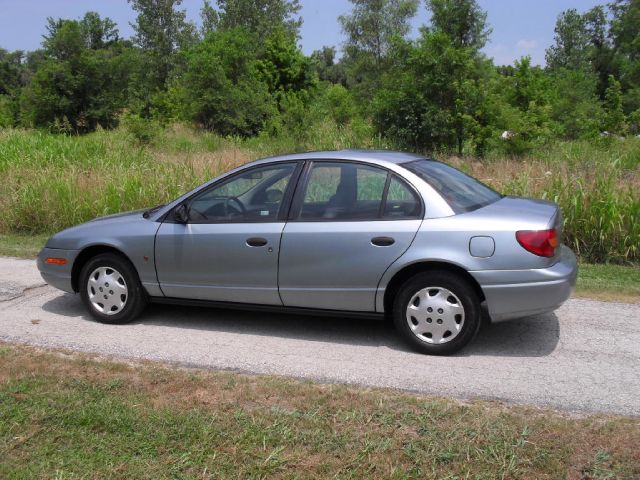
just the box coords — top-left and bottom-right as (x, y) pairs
(46, 258), (67, 265)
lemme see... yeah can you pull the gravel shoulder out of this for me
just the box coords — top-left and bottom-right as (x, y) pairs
(1, 257), (639, 416)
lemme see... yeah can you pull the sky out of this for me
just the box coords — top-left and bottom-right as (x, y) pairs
(0, 0), (603, 66)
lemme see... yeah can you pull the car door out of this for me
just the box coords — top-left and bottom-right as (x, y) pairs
(155, 162), (300, 305)
(278, 161), (423, 312)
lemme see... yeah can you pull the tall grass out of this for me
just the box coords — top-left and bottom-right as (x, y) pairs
(450, 139), (640, 264)
(0, 125), (638, 264)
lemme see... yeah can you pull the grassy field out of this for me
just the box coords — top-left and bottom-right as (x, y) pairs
(0, 124), (638, 264)
(1, 343), (639, 479)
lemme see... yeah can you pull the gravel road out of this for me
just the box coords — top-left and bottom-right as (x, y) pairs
(1, 257), (638, 416)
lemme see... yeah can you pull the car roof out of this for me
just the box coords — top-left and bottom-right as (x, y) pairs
(254, 149), (425, 166)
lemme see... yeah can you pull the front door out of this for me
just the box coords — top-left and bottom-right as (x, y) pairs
(278, 161), (423, 312)
(155, 162), (298, 305)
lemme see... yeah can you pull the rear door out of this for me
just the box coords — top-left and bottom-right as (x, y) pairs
(278, 161), (423, 312)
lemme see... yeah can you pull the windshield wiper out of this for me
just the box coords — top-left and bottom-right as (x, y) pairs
(143, 204), (165, 219)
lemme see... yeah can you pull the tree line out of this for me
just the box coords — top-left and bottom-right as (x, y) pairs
(0, 0), (638, 155)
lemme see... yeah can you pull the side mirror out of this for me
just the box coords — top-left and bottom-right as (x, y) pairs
(174, 204), (189, 224)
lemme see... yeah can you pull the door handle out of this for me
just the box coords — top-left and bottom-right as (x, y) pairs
(246, 237), (268, 247)
(371, 236), (395, 247)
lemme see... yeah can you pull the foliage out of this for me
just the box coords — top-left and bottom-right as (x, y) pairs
(339, 0), (419, 101)
(604, 74), (627, 133)
(19, 16), (134, 133)
(128, 0), (196, 97)
(0, 95), (15, 127)
(310, 46), (347, 85)
(215, 0), (303, 38)
(325, 84), (358, 126)
(374, 0), (492, 154)
(545, 8), (592, 71)
(426, 0), (491, 51)
(256, 27), (316, 96)
(0, 0), (639, 151)
(182, 29), (275, 136)
(122, 112), (161, 144)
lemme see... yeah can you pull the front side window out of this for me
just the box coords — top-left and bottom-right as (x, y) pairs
(403, 160), (501, 214)
(186, 163), (296, 223)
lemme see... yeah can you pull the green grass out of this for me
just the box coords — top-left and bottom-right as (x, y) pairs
(0, 234), (49, 258)
(1, 343), (639, 479)
(576, 263), (640, 302)
(0, 125), (638, 263)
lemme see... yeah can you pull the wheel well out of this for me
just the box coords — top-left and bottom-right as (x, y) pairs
(71, 245), (129, 292)
(383, 261), (486, 315)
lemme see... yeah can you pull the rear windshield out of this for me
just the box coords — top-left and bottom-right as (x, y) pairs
(403, 160), (502, 213)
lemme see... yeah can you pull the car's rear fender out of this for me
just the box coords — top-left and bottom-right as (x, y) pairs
(375, 200), (564, 313)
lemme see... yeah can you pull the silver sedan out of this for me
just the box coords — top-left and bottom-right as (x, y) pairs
(38, 150), (577, 355)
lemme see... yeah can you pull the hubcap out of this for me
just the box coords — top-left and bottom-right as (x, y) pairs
(87, 266), (128, 315)
(406, 286), (465, 344)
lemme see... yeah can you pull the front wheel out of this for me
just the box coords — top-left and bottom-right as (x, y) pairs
(393, 271), (481, 355)
(79, 253), (147, 324)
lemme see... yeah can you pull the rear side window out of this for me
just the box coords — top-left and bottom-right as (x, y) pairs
(300, 163), (387, 220)
(403, 160), (501, 213)
(297, 162), (422, 221)
(383, 175), (421, 219)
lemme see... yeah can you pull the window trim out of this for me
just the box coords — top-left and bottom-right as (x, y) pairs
(288, 159), (424, 223)
(165, 161), (303, 224)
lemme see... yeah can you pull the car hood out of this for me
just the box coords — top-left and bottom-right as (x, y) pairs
(88, 209), (146, 224)
(45, 209), (151, 250)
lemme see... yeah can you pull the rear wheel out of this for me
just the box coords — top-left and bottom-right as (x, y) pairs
(393, 271), (481, 355)
(79, 253), (147, 324)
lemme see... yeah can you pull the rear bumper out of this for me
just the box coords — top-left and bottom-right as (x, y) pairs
(471, 245), (578, 322)
(37, 247), (79, 294)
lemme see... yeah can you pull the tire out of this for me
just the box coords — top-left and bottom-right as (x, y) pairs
(392, 271), (481, 355)
(79, 253), (147, 324)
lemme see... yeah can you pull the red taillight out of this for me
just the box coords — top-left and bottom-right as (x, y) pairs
(516, 229), (558, 257)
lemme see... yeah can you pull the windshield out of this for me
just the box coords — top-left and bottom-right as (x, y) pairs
(403, 160), (502, 214)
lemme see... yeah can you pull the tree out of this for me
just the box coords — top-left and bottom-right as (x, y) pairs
(339, 0), (419, 99)
(373, 0), (492, 154)
(200, 0), (219, 35)
(545, 6), (617, 100)
(181, 28), (275, 136)
(256, 28), (315, 95)
(374, 31), (492, 154)
(0, 49), (25, 96)
(20, 15), (134, 132)
(550, 69), (603, 139)
(609, 0), (640, 114)
(79, 12), (120, 49)
(426, 0), (491, 51)
(545, 9), (591, 71)
(215, 0), (302, 38)
(128, 0), (196, 92)
(310, 46), (347, 85)
(0, 49), (25, 127)
(603, 74), (626, 133)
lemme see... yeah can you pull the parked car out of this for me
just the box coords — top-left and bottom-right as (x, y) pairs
(38, 150), (577, 355)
